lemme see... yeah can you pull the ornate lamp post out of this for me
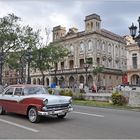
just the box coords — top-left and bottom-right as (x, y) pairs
(26, 48), (31, 84)
(74, 65), (78, 88)
(129, 16), (140, 47)
(83, 63), (90, 87)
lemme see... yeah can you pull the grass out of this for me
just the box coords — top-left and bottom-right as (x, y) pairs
(73, 99), (140, 111)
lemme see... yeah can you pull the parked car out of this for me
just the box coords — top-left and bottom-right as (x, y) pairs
(0, 84), (73, 123)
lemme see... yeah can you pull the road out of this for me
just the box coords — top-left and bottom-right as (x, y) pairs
(0, 105), (140, 139)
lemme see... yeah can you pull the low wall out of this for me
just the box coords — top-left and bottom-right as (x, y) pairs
(128, 91), (140, 107)
(84, 93), (112, 102)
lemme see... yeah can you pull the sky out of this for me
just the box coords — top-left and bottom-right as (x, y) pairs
(0, 0), (140, 43)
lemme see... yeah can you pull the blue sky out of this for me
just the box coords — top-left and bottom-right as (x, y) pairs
(0, 0), (140, 42)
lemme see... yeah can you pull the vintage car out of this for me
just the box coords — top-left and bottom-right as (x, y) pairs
(0, 84), (73, 123)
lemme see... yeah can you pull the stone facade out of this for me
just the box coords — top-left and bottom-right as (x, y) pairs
(125, 35), (140, 85)
(31, 13), (127, 89)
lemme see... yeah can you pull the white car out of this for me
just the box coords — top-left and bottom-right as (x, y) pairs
(0, 84), (73, 123)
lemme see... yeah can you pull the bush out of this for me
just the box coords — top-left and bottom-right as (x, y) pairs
(72, 93), (85, 100)
(48, 88), (53, 94)
(80, 89), (86, 93)
(60, 89), (73, 97)
(111, 92), (127, 105)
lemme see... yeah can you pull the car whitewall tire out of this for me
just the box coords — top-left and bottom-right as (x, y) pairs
(28, 107), (40, 123)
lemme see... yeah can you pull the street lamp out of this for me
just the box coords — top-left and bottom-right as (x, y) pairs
(83, 63), (90, 87)
(75, 65), (78, 88)
(26, 48), (31, 84)
(20, 57), (26, 84)
(129, 17), (140, 47)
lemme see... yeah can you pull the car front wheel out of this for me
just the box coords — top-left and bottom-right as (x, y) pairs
(57, 113), (67, 119)
(28, 107), (40, 123)
(0, 105), (5, 115)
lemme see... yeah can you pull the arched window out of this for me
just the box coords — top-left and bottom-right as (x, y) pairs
(88, 40), (92, 50)
(70, 45), (74, 54)
(132, 53), (137, 69)
(108, 44), (111, 53)
(80, 42), (84, 51)
(97, 40), (100, 50)
(102, 42), (105, 51)
(115, 46), (118, 56)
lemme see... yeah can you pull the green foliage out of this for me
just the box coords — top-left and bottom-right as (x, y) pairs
(48, 88), (53, 94)
(72, 93), (85, 100)
(85, 58), (92, 64)
(59, 89), (73, 97)
(93, 66), (104, 75)
(48, 44), (70, 65)
(0, 13), (40, 84)
(111, 93), (127, 105)
(31, 44), (69, 85)
(80, 89), (86, 93)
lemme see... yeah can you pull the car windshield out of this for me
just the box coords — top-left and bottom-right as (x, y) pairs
(23, 86), (49, 95)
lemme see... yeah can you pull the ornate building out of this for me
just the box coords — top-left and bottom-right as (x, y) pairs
(31, 13), (127, 89)
(125, 35), (140, 85)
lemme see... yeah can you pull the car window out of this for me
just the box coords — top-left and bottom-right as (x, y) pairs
(4, 87), (14, 95)
(23, 86), (49, 95)
(14, 88), (23, 96)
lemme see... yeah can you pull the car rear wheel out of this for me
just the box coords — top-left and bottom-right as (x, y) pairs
(57, 113), (67, 119)
(0, 105), (5, 115)
(28, 107), (40, 123)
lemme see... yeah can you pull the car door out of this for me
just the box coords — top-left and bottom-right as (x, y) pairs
(11, 87), (25, 114)
(1, 87), (15, 112)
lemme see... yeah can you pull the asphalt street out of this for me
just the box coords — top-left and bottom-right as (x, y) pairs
(0, 105), (140, 139)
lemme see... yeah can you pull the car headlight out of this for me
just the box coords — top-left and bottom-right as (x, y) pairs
(43, 99), (48, 105)
(69, 98), (72, 104)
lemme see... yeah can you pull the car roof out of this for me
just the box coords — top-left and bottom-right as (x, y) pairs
(8, 84), (43, 88)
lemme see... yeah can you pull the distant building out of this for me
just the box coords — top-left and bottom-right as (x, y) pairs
(46, 13), (127, 89)
(125, 35), (140, 85)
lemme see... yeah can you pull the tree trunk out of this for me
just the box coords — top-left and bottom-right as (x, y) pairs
(41, 71), (45, 85)
(0, 63), (3, 85)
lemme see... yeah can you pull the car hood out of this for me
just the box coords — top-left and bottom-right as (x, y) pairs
(24, 94), (72, 105)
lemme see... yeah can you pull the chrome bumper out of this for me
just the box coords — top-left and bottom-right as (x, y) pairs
(38, 107), (73, 116)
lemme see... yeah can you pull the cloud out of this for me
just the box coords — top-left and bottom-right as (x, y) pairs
(0, 0), (140, 42)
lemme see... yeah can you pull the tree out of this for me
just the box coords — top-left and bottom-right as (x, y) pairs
(92, 66), (104, 92)
(0, 13), (21, 85)
(31, 44), (69, 85)
(48, 44), (70, 85)
(5, 24), (40, 84)
(31, 47), (50, 85)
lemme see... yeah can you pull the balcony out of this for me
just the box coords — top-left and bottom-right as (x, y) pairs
(49, 67), (92, 76)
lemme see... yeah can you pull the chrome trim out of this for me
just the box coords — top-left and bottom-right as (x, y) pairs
(38, 107), (73, 116)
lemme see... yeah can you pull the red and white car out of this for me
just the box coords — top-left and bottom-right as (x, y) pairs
(0, 84), (73, 123)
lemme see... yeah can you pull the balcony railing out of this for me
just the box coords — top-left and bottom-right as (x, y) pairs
(49, 67), (93, 76)
(49, 67), (123, 75)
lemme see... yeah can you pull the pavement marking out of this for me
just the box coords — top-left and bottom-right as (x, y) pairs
(73, 111), (104, 118)
(0, 118), (39, 133)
